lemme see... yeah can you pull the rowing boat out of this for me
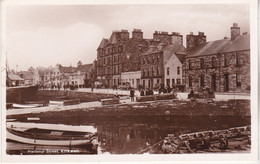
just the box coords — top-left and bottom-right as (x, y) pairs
(6, 122), (98, 146)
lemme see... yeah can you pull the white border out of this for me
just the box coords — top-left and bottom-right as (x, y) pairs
(1, 0), (258, 163)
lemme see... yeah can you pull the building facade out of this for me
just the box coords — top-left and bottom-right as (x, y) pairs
(97, 29), (150, 88)
(97, 29), (185, 89)
(141, 42), (187, 89)
(184, 23), (250, 93)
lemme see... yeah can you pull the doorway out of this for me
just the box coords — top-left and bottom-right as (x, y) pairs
(211, 74), (216, 91)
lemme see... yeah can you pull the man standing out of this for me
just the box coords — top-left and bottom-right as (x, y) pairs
(130, 88), (135, 102)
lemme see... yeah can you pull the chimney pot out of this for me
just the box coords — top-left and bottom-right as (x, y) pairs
(198, 32), (204, 36)
(233, 23), (238, 27)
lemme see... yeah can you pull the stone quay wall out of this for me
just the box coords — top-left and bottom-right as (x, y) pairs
(8, 99), (250, 119)
(35, 90), (115, 102)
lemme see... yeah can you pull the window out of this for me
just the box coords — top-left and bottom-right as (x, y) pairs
(157, 79), (160, 84)
(188, 60), (192, 70)
(156, 67), (159, 75)
(152, 56), (154, 63)
(235, 53), (240, 67)
(166, 79), (170, 86)
(200, 75), (205, 87)
(167, 67), (170, 75)
(143, 58), (145, 64)
(236, 73), (241, 87)
(200, 58), (204, 68)
(172, 79), (175, 85)
(157, 55), (160, 62)
(188, 76), (192, 87)
(177, 67), (180, 75)
(118, 46), (122, 52)
(139, 46), (142, 51)
(212, 57), (216, 68)
(177, 78), (181, 85)
(108, 57), (111, 64)
(224, 54), (227, 67)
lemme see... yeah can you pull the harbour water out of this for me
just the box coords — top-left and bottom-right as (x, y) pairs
(6, 115), (250, 154)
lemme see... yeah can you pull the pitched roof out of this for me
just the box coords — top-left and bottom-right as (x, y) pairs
(8, 74), (24, 81)
(108, 32), (118, 44)
(75, 64), (93, 73)
(38, 69), (48, 76)
(59, 66), (76, 73)
(19, 72), (33, 80)
(221, 34), (250, 53)
(98, 38), (108, 49)
(163, 43), (187, 63)
(162, 43), (187, 54)
(186, 38), (232, 58)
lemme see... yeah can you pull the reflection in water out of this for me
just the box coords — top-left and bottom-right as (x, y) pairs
(7, 116), (250, 154)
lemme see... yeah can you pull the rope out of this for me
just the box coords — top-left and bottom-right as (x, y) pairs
(136, 139), (164, 154)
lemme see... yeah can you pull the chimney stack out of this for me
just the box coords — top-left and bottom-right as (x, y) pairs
(171, 32), (183, 45)
(231, 23), (240, 41)
(186, 31), (206, 52)
(132, 29), (143, 40)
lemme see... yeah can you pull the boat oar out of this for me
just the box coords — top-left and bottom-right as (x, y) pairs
(136, 139), (164, 154)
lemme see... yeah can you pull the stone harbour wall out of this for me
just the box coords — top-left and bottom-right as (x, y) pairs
(8, 99), (250, 119)
(35, 90), (115, 102)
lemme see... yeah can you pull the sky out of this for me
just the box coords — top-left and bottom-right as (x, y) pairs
(5, 3), (250, 71)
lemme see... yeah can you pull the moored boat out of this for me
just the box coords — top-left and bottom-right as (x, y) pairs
(162, 125), (251, 154)
(6, 122), (98, 147)
(12, 103), (44, 109)
(7, 85), (38, 104)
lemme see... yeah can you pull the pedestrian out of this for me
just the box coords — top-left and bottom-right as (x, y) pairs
(188, 88), (194, 99)
(130, 88), (135, 102)
(115, 92), (120, 99)
(140, 89), (144, 96)
(91, 83), (94, 92)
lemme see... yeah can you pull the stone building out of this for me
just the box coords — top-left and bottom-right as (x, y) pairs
(19, 69), (40, 86)
(96, 30), (128, 88)
(97, 29), (185, 88)
(186, 32), (207, 52)
(184, 23), (250, 93)
(44, 64), (76, 88)
(69, 61), (97, 87)
(141, 42), (187, 89)
(97, 29), (150, 88)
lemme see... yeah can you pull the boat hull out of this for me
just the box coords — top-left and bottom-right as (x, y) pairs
(7, 128), (94, 146)
(7, 85), (38, 104)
